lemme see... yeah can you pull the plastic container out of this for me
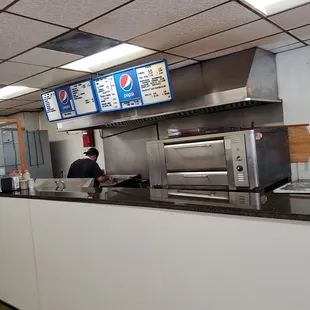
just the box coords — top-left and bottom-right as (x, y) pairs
(19, 179), (28, 190)
(28, 178), (35, 189)
(23, 169), (31, 181)
(9, 170), (20, 191)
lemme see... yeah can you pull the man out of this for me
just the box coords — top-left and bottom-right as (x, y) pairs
(67, 147), (105, 187)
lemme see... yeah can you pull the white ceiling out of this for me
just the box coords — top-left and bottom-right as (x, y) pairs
(11, 48), (83, 67)
(0, 0), (309, 116)
(80, 0), (228, 41)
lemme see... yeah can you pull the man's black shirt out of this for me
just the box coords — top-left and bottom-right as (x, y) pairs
(67, 158), (103, 187)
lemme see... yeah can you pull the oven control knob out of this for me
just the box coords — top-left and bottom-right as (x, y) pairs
(236, 165), (244, 172)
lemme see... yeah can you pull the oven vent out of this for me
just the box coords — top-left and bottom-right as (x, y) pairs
(57, 99), (280, 130)
(238, 195), (247, 205)
(234, 136), (242, 144)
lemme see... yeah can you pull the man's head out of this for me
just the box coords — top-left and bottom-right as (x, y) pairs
(84, 148), (99, 161)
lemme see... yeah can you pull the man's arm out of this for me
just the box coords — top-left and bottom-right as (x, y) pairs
(92, 162), (107, 183)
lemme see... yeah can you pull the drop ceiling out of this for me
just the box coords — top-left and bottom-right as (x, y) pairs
(0, 0), (309, 116)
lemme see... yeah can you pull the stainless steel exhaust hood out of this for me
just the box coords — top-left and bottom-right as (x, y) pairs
(57, 48), (281, 131)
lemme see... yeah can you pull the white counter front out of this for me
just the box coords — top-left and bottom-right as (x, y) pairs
(1, 197), (310, 310)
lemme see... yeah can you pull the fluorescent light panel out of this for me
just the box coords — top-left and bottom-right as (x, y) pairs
(61, 43), (156, 73)
(0, 86), (39, 100)
(242, 0), (310, 15)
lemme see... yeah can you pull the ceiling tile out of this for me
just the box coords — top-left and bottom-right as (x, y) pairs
(269, 3), (310, 30)
(169, 59), (198, 70)
(130, 2), (260, 50)
(195, 45), (253, 61)
(0, 100), (43, 111)
(290, 25), (310, 41)
(11, 48), (83, 67)
(8, 0), (131, 28)
(167, 20), (281, 58)
(14, 68), (87, 88)
(13, 90), (42, 101)
(21, 101), (43, 110)
(0, 61), (48, 84)
(257, 33), (298, 50)
(115, 52), (186, 66)
(162, 53), (187, 64)
(271, 42), (305, 53)
(195, 33), (297, 61)
(40, 31), (120, 57)
(0, 99), (33, 109)
(0, 13), (66, 59)
(0, 0), (14, 9)
(80, 0), (228, 41)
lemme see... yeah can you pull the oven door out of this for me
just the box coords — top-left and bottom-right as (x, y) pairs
(167, 171), (229, 186)
(164, 140), (227, 171)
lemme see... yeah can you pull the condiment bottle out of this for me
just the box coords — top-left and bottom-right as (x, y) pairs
(19, 179), (28, 190)
(23, 169), (31, 181)
(9, 170), (20, 191)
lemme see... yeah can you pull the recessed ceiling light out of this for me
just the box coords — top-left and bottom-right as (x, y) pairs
(61, 43), (156, 73)
(0, 86), (40, 100)
(242, 0), (310, 15)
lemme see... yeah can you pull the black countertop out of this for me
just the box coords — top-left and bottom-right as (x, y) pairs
(1, 187), (310, 222)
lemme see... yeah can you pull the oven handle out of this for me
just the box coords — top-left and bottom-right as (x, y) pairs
(180, 172), (227, 178)
(168, 191), (228, 200)
(165, 140), (223, 149)
(183, 174), (210, 178)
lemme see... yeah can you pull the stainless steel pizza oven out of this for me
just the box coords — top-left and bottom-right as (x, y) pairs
(146, 128), (291, 190)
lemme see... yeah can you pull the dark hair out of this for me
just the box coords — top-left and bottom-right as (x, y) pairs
(84, 147), (99, 157)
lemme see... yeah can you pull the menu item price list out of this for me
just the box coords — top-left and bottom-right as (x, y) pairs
(122, 99), (142, 109)
(94, 76), (121, 112)
(70, 81), (97, 115)
(136, 62), (172, 105)
(41, 91), (61, 121)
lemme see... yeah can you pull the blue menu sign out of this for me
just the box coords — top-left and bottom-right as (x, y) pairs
(41, 59), (174, 122)
(41, 79), (99, 121)
(93, 60), (173, 112)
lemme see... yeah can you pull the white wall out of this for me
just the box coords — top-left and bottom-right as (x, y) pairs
(6, 112), (40, 131)
(277, 45), (310, 179)
(277, 45), (310, 125)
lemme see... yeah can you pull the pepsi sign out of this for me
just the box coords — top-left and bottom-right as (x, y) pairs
(93, 60), (174, 113)
(59, 89), (69, 105)
(114, 69), (141, 105)
(56, 86), (76, 118)
(119, 74), (133, 92)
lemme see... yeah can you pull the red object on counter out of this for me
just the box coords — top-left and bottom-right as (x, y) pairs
(82, 130), (95, 148)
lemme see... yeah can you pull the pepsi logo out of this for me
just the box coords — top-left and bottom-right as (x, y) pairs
(120, 74), (133, 92)
(59, 90), (69, 105)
